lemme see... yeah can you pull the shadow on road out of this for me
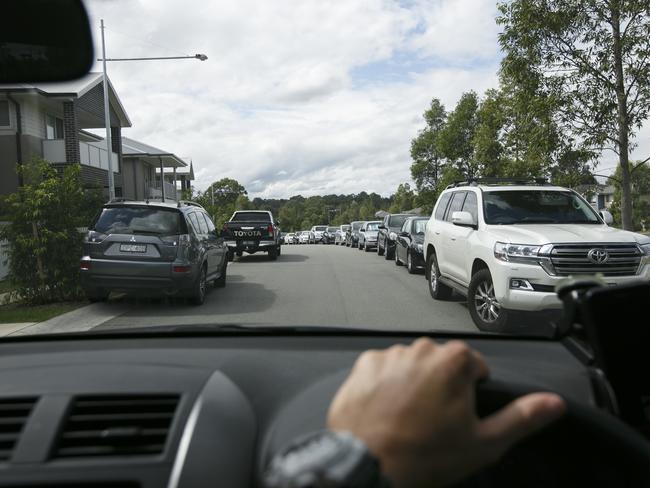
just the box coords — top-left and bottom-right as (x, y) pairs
(235, 253), (309, 263)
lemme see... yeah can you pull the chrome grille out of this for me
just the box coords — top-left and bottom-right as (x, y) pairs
(549, 244), (642, 277)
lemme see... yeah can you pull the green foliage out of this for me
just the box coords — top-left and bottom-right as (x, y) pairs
(388, 183), (415, 213)
(497, 0), (650, 230)
(0, 158), (104, 304)
(609, 163), (650, 231)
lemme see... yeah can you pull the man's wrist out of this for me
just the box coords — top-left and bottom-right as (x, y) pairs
(265, 430), (391, 488)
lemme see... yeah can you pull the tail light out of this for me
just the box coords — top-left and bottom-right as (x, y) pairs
(267, 224), (274, 237)
(80, 258), (91, 270)
(173, 265), (191, 273)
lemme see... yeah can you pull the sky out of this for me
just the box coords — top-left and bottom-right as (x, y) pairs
(83, 0), (645, 198)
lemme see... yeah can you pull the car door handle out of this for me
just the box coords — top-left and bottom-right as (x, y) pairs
(435, 231), (440, 235)
(450, 237), (456, 241)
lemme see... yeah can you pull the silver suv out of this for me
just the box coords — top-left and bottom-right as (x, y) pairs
(80, 200), (228, 305)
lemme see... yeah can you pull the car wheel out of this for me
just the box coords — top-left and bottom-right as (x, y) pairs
(427, 252), (453, 300)
(384, 242), (393, 260)
(364, 242), (371, 252)
(191, 266), (207, 305)
(406, 250), (416, 274)
(214, 259), (227, 288)
(269, 246), (278, 260)
(277, 245), (282, 256)
(226, 249), (234, 262)
(236, 250), (243, 257)
(377, 241), (385, 256)
(395, 249), (403, 266)
(468, 269), (509, 332)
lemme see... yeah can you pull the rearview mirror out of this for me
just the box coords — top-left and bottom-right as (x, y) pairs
(451, 211), (477, 228)
(1, 0), (94, 83)
(599, 210), (614, 225)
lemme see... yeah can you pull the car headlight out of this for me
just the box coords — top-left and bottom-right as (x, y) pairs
(494, 242), (542, 262)
(640, 243), (650, 255)
(389, 232), (397, 240)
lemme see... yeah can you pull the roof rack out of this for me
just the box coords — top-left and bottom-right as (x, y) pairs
(108, 198), (136, 203)
(446, 177), (549, 189)
(177, 200), (205, 209)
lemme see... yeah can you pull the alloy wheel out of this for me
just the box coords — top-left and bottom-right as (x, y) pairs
(474, 281), (500, 323)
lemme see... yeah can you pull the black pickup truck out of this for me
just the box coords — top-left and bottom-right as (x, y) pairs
(222, 210), (282, 261)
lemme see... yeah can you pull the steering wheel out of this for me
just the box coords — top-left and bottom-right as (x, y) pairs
(457, 379), (650, 487)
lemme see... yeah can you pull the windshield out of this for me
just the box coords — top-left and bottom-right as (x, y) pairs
(3, 0), (649, 343)
(388, 215), (409, 228)
(484, 191), (601, 225)
(413, 220), (427, 234)
(231, 212), (271, 222)
(93, 207), (185, 236)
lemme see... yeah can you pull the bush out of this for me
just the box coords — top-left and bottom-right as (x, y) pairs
(0, 159), (104, 304)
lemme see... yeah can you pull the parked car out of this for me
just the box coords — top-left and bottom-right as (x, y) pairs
(335, 224), (350, 245)
(377, 213), (413, 260)
(357, 221), (382, 251)
(423, 179), (650, 332)
(346, 221), (364, 247)
(80, 200), (227, 305)
(395, 217), (428, 273)
(309, 225), (328, 244)
(284, 233), (296, 244)
(322, 226), (338, 244)
(222, 210), (282, 260)
(298, 231), (310, 244)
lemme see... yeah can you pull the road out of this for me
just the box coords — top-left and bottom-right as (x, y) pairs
(90, 244), (478, 333)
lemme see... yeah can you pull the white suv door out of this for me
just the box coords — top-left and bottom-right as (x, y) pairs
(445, 191), (478, 285)
(427, 191), (453, 268)
(439, 191), (467, 276)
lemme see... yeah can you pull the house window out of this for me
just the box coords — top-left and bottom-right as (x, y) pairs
(0, 100), (10, 127)
(45, 114), (64, 139)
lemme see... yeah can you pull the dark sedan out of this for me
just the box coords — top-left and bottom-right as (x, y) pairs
(377, 213), (412, 260)
(394, 216), (428, 274)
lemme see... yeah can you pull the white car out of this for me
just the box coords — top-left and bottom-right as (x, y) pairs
(298, 231), (310, 244)
(423, 180), (650, 332)
(335, 225), (350, 245)
(310, 225), (327, 244)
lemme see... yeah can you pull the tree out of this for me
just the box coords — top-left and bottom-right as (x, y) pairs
(0, 158), (103, 303)
(436, 92), (479, 178)
(498, 0), (650, 230)
(609, 161), (650, 230)
(473, 89), (506, 176)
(388, 183), (416, 213)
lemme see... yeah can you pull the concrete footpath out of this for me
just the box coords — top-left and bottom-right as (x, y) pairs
(7, 301), (133, 337)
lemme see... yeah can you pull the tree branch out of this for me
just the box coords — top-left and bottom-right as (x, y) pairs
(631, 157), (650, 173)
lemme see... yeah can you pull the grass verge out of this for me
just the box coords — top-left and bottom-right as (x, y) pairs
(0, 301), (87, 324)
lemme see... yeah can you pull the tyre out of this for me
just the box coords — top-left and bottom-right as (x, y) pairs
(426, 252), (452, 300)
(226, 249), (234, 262)
(377, 240), (385, 256)
(277, 245), (282, 256)
(358, 240), (364, 250)
(214, 259), (227, 288)
(406, 250), (416, 274)
(468, 269), (509, 332)
(190, 266), (207, 305)
(236, 250), (243, 257)
(384, 242), (393, 260)
(395, 249), (403, 266)
(269, 246), (278, 261)
(364, 242), (371, 252)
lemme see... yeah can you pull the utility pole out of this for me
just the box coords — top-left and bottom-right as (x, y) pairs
(100, 19), (114, 201)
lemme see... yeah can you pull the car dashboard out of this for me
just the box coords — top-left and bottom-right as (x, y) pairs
(0, 333), (599, 487)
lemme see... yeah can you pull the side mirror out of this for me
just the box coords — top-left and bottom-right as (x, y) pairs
(378, 225), (386, 230)
(452, 211), (477, 229)
(399, 231), (410, 237)
(360, 228), (365, 232)
(599, 210), (614, 225)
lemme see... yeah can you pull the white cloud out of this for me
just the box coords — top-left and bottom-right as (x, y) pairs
(84, 0), (502, 198)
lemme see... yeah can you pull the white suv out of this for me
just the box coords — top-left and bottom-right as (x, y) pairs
(423, 180), (650, 332)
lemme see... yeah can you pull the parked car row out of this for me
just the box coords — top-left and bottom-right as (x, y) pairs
(334, 178), (650, 333)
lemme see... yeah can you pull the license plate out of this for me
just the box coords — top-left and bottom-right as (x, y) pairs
(243, 241), (257, 247)
(120, 244), (147, 253)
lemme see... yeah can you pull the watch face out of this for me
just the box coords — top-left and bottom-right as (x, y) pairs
(265, 431), (384, 488)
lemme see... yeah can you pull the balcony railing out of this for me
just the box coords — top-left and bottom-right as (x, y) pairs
(42, 139), (118, 172)
(148, 181), (177, 201)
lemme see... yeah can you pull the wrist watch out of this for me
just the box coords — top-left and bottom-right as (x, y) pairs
(264, 430), (391, 488)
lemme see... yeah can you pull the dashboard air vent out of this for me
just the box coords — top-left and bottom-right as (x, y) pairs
(54, 395), (179, 458)
(0, 397), (38, 462)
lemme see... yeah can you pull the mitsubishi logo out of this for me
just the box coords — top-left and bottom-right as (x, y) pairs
(130, 236), (136, 242)
(587, 248), (609, 264)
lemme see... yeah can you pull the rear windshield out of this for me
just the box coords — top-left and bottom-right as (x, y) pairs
(93, 207), (186, 236)
(351, 222), (363, 230)
(314, 226), (327, 231)
(231, 212), (271, 222)
(327, 227), (338, 232)
(341, 225), (350, 231)
(365, 222), (381, 231)
(388, 215), (409, 228)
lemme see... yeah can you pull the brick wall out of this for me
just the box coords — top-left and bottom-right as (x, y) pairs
(63, 101), (80, 163)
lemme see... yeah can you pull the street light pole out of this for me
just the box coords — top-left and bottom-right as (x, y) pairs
(98, 20), (208, 201)
(100, 19), (115, 201)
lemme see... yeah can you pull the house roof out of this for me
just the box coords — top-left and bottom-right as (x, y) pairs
(0, 72), (132, 127)
(122, 136), (187, 169)
(161, 161), (195, 180)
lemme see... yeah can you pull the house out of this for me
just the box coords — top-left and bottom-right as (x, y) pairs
(121, 137), (188, 201)
(0, 72), (131, 197)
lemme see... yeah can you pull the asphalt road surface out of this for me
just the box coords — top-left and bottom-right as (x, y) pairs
(95, 244), (480, 332)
